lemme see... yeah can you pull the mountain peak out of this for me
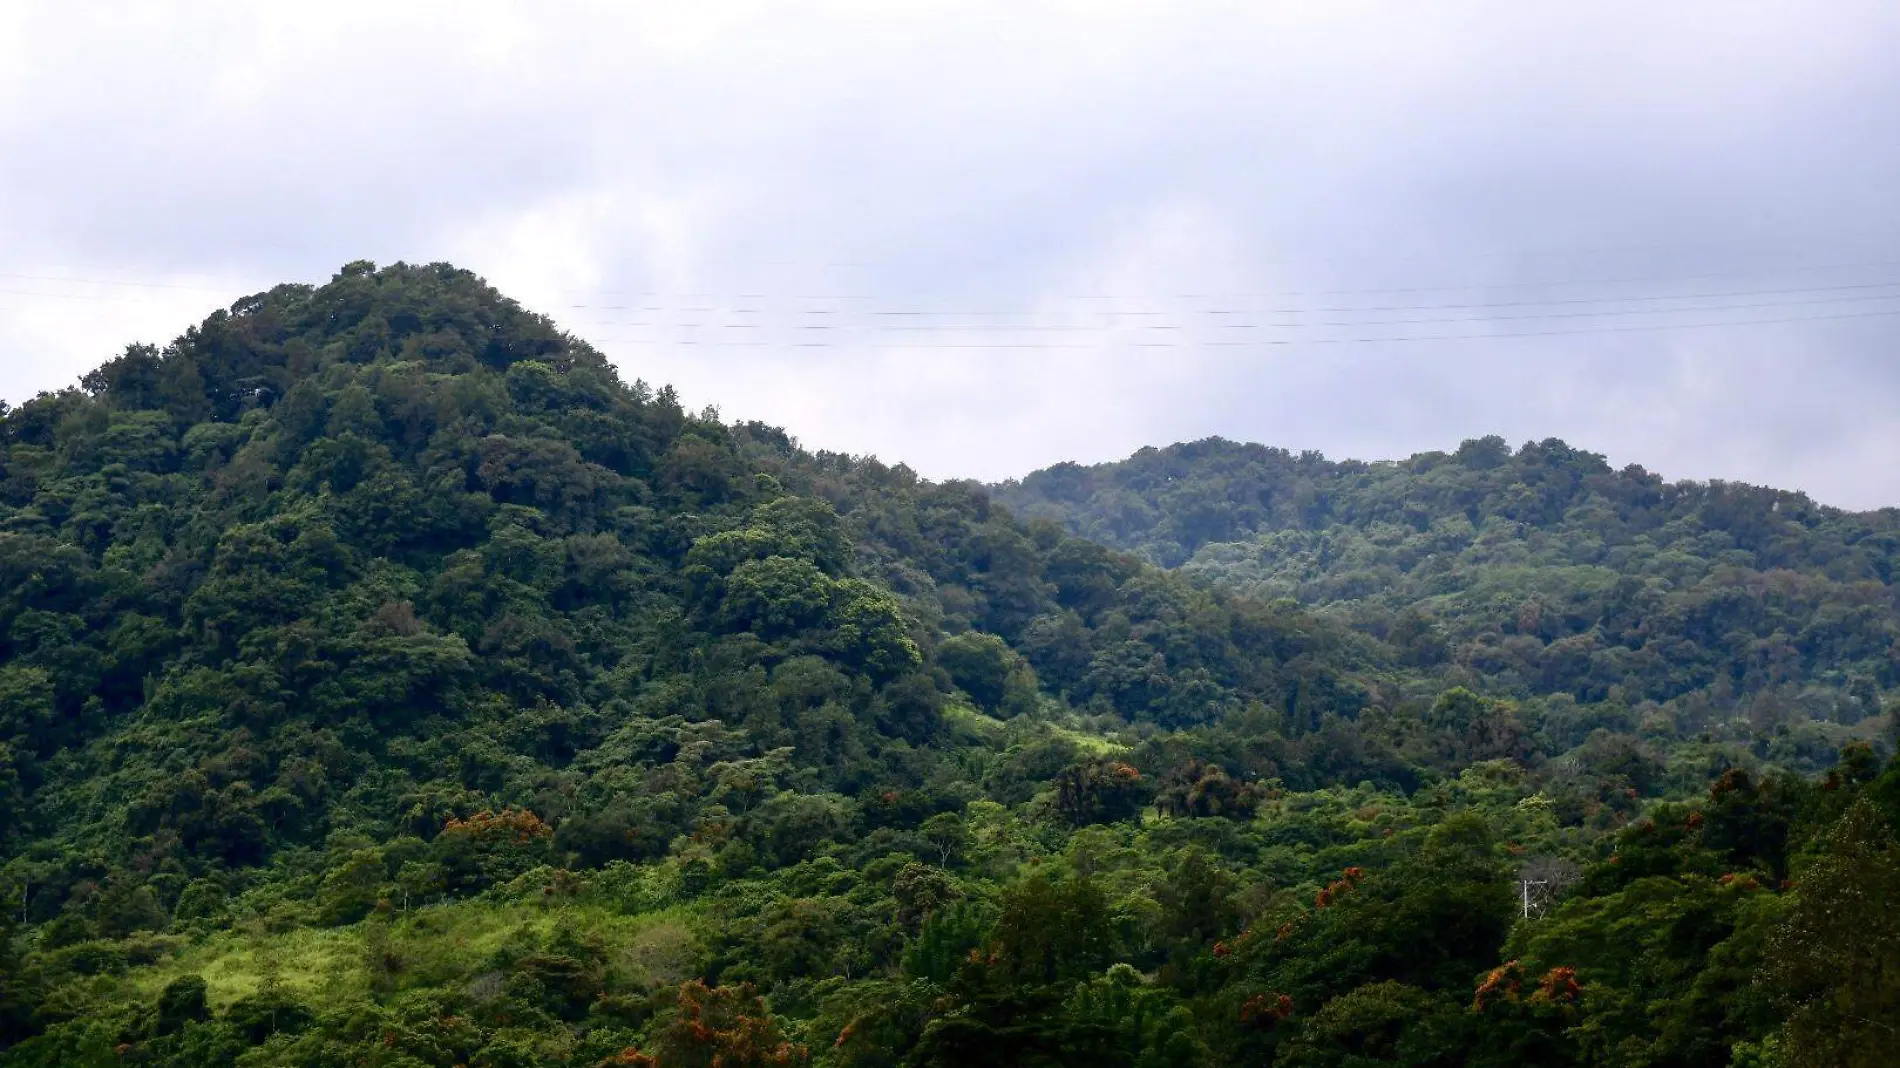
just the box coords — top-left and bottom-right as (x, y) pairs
(74, 261), (592, 422)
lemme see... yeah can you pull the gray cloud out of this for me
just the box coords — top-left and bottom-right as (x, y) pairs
(3, 2), (1899, 505)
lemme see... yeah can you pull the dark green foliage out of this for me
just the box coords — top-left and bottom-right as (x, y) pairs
(3, 264), (1897, 1066)
(998, 436), (1900, 765)
(1053, 757), (1153, 827)
(989, 870), (1114, 985)
(0, 909), (35, 1048)
(1761, 797), (1900, 1068)
(1154, 760), (1260, 820)
(936, 632), (1015, 713)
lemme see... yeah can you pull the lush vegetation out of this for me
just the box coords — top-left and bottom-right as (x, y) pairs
(997, 437), (1900, 773)
(0, 263), (1895, 1066)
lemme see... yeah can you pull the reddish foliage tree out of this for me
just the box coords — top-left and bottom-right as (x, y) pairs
(1473, 960), (1526, 1011)
(1239, 993), (1294, 1028)
(439, 807), (553, 845)
(1532, 966), (1581, 1005)
(638, 980), (808, 1068)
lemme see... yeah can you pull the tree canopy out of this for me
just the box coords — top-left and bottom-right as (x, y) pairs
(0, 263), (1895, 1066)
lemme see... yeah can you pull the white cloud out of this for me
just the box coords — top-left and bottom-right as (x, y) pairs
(3, 2), (1899, 506)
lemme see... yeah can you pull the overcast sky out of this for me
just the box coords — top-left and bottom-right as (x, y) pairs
(3, 2), (1899, 506)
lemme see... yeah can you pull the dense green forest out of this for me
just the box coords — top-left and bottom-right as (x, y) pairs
(0, 262), (1895, 1066)
(997, 437), (1900, 772)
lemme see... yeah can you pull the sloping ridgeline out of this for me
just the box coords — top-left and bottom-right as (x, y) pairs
(996, 436), (1900, 772)
(0, 263), (1380, 873)
(0, 263), (1896, 1067)
(0, 261), (1370, 1060)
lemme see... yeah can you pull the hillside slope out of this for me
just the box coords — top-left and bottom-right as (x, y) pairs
(996, 437), (1900, 767)
(1, 265), (1896, 1066)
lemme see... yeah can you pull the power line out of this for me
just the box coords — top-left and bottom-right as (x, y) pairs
(574, 305), (1900, 349)
(1234, 257), (1900, 298)
(844, 279), (1900, 316)
(540, 251), (1900, 297)
(555, 289), (1900, 333)
(560, 271), (1900, 309)
(7, 276), (1898, 321)
(1200, 290), (1900, 329)
(894, 306), (1900, 345)
(11, 256), (1900, 308)
(1308, 278), (1900, 312)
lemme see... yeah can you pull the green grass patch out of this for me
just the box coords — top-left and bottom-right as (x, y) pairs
(943, 701), (1008, 742)
(1047, 722), (1128, 755)
(128, 924), (368, 1009)
(124, 899), (703, 1011)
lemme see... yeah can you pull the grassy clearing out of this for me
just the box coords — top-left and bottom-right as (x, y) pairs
(124, 900), (701, 1010)
(944, 701), (1128, 755)
(128, 924), (367, 1008)
(1049, 723), (1128, 755)
(943, 701), (1007, 742)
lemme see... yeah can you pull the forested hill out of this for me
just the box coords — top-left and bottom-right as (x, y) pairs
(994, 436), (1900, 572)
(2, 263), (1897, 1067)
(996, 437), (1900, 762)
